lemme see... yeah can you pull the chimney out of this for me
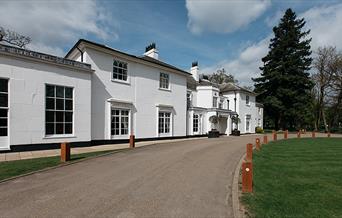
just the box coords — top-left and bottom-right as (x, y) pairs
(191, 61), (199, 81)
(144, 43), (159, 60)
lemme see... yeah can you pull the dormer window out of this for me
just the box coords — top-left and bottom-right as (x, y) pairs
(113, 59), (128, 81)
(246, 95), (250, 105)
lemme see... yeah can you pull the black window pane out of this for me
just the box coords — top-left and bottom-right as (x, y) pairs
(56, 123), (64, 134)
(0, 109), (7, 117)
(0, 118), (7, 127)
(65, 88), (73, 98)
(113, 73), (118, 79)
(46, 98), (55, 110)
(0, 79), (8, 92)
(65, 112), (72, 122)
(56, 86), (64, 98)
(0, 128), (7, 136)
(56, 111), (64, 122)
(56, 99), (64, 110)
(65, 100), (73, 110)
(65, 123), (72, 134)
(46, 111), (54, 122)
(0, 93), (8, 107)
(46, 123), (54, 135)
(46, 85), (55, 97)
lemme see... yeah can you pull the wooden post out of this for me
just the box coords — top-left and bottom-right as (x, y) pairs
(297, 131), (301, 138)
(242, 161), (253, 193)
(246, 143), (253, 161)
(60, 142), (70, 162)
(256, 138), (261, 151)
(312, 131), (316, 138)
(263, 135), (268, 144)
(327, 132), (331, 138)
(284, 130), (288, 139)
(129, 135), (135, 148)
(272, 130), (277, 141)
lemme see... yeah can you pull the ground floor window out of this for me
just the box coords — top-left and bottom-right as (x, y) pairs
(111, 109), (129, 136)
(159, 112), (171, 134)
(0, 79), (8, 136)
(193, 114), (199, 133)
(45, 84), (73, 135)
(246, 115), (251, 132)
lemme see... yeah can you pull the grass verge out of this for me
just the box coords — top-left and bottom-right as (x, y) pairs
(242, 138), (342, 218)
(0, 149), (121, 181)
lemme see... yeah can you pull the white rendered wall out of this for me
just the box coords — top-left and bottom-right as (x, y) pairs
(84, 48), (187, 140)
(0, 56), (92, 147)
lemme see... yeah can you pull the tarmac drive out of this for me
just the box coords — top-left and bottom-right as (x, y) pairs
(0, 135), (256, 218)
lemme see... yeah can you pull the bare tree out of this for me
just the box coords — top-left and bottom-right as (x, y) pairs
(0, 27), (31, 48)
(207, 68), (238, 84)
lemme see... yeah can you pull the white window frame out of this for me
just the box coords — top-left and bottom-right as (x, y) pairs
(159, 72), (170, 90)
(193, 114), (199, 134)
(0, 78), (9, 138)
(213, 96), (218, 108)
(158, 111), (172, 136)
(112, 58), (128, 83)
(246, 115), (251, 132)
(45, 84), (74, 137)
(246, 95), (250, 106)
(111, 108), (131, 139)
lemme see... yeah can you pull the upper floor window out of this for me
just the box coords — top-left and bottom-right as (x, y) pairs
(246, 95), (250, 105)
(45, 85), (73, 135)
(113, 59), (128, 81)
(227, 99), (230, 110)
(218, 99), (223, 109)
(213, 97), (218, 108)
(187, 91), (192, 108)
(159, 73), (169, 89)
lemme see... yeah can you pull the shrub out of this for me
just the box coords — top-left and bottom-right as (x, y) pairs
(255, 126), (264, 133)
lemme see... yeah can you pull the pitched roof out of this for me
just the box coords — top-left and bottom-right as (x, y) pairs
(65, 39), (191, 76)
(219, 82), (256, 95)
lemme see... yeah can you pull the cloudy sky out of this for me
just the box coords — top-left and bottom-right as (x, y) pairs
(1, 0), (342, 85)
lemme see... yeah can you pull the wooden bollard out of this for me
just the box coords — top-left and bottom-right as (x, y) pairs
(284, 130), (288, 139)
(242, 161), (253, 193)
(297, 131), (301, 138)
(312, 131), (316, 138)
(263, 135), (268, 144)
(327, 132), (331, 138)
(256, 138), (261, 151)
(272, 131), (277, 141)
(61, 142), (70, 162)
(246, 143), (253, 161)
(129, 135), (135, 148)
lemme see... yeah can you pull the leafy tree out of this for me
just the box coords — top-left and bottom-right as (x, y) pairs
(253, 8), (314, 130)
(0, 27), (31, 48)
(207, 68), (238, 84)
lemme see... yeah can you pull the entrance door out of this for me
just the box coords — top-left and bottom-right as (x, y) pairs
(0, 78), (9, 150)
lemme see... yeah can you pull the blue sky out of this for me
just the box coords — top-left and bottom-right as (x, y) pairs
(1, 0), (342, 85)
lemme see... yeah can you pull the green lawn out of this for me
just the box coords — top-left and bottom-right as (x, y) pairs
(0, 149), (123, 181)
(242, 138), (342, 218)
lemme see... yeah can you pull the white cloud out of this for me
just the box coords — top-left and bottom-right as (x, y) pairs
(186, 0), (271, 34)
(203, 3), (342, 86)
(0, 0), (119, 56)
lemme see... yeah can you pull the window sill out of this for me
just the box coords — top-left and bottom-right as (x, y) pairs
(43, 135), (76, 139)
(158, 88), (171, 92)
(111, 79), (130, 85)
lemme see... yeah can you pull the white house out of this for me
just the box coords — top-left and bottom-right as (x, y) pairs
(0, 43), (93, 151)
(0, 39), (263, 151)
(65, 40), (189, 144)
(186, 62), (263, 136)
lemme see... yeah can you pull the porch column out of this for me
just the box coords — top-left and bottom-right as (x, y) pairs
(226, 116), (231, 135)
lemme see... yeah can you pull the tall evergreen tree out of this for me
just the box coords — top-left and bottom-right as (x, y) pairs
(253, 8), (314, 130)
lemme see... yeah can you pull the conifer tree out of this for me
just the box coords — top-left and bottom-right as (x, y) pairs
(253, 8), (314, 130)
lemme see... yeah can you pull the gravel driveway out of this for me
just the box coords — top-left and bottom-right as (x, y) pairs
(0, 135), (257, 218)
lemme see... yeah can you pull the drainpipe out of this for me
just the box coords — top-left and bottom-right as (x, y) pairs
(76, 46), (83, 62)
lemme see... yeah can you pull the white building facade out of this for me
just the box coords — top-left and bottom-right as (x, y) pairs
(0, 44), (93, 151)
(0, 40), (263, 151)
